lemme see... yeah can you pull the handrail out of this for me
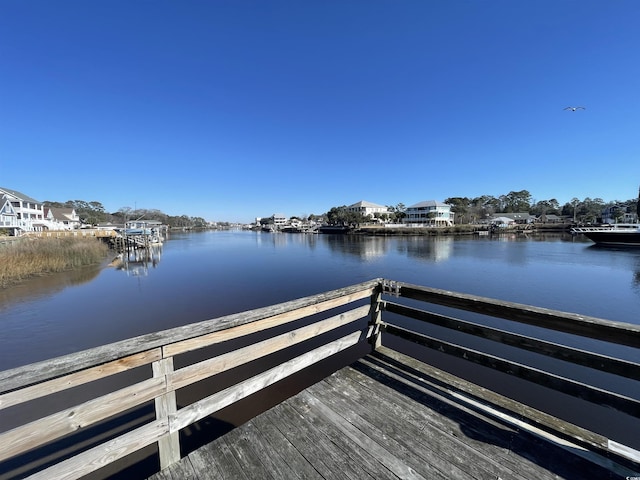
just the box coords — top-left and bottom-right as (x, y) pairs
(0, 277), (638, 479)
(0, 279), (380, 479)
(0, 279), (382, 393)
(378, 279), (640, 464)
(384, 279), (640, 347)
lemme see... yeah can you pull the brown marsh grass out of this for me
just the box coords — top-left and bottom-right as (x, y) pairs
(0, 237), (110, 287)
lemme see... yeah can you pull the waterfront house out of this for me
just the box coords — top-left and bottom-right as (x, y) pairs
(346, 200), (389, 220)
(0, 195), (18, 234)
(44, 207), (81, 230)
(405, 200), (454, 226)
(537, 213), (569, 224)
(0, 187), (46, 235)
(601, 205), (637, 224)
(491, 212), (536, 224)
(96, 222), (123, 231)
(490, 216), (516, 227)
(273, 213), (287, 227)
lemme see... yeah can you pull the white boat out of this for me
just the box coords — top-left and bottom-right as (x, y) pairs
(571, 223), (640, 247)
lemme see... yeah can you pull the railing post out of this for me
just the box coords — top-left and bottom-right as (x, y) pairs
(153, 356), (180, 469)
(369, 282), (383, 350)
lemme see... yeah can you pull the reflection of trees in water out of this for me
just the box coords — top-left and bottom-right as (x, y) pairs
(0, 264), (103, 310)
(257, 232), (319, 251)
(397, 236), (453, 263)
(323, 235), (388, 260)
(322, 235), (454, 262)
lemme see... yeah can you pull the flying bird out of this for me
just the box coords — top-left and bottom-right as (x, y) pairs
(564, 106), (585, 111)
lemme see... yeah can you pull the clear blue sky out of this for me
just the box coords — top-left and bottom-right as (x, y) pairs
(2, 1), (639, 223)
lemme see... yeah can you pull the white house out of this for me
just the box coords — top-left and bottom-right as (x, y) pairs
(490, 216), (516, 227)
(272, 213), (287, 227)
(346, 201), (389, 220)
(0, 187), (47, 234)
(44, 207), (81, 230)
(405, 200), (454, 226)
(491, 212), (535, 224)
(0, 195), (18, 234)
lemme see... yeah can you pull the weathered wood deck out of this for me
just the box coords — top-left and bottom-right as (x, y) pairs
(148, 347), (637, 480)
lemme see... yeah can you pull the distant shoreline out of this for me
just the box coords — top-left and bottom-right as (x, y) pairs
(352, 224), (572, 236)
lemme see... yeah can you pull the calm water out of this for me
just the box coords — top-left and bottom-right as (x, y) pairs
(1, 229), (639, 371)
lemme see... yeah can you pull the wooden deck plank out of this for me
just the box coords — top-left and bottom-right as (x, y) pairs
(217, 433), (268, 480)
(285, 394), (399, 480)
(249, 413), (322, 480)
(339, 357), (605, 480)
(264, 401), (370, 480)
(147, 457), (198, 480)
(186, 446), (224, 480)
(201, 435), (248, 480)
(311, 367), (510, 480)
(148, 351), (639, 480)
(335, 358), (539, 480)
(365, 348), (636, 478)
(296, 388), (433, 480)
(225, 419), (301, 480)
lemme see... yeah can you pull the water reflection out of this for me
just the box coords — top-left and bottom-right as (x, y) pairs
(110, 244), (163, 277)
(586, 244), (640, 293)
(0, 264), (102, 312)
(397, 236), (453, 263)
(255, 231), (319, 250)
(324, 235), (389, 260)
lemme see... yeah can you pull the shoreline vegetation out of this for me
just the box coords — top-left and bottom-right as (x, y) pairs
(0, 237), (110, 288)
(352, 223), (571, 235)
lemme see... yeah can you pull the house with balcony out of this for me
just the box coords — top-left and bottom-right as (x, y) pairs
(405, 200), (454, 227)
(0, 187), (47, 235)
(272, 213), (287, 227)
(346, 200), (389, 220)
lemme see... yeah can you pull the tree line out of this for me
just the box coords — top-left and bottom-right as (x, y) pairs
(44, 200), (213, 229)
(322, 190), (639, 226)
(443, 190), (639, 224)
(48, 188), (640, 228)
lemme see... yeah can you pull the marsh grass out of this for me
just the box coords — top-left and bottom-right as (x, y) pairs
(0, 237), (110, 287)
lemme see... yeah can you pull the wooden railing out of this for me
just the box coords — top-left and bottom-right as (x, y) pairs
(0, 280), (381, 479)
(24, 229), (118, 238)
(378, 279), (640, 463)
(1, 278), (639, 479)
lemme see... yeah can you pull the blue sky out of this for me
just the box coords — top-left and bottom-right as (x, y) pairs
(1, 1), (639, 223)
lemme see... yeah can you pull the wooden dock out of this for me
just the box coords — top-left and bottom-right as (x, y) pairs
(1, 279), (639, 480)
(148, 347), (636, 480)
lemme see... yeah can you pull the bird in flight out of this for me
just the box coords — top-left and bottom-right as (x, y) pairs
(564, 106), (585, 111)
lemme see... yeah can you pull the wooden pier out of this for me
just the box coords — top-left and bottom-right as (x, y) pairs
(148, 347), (636, 480)
(1, 279), (639, 479)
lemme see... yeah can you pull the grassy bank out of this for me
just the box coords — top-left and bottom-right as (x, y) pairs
(355, 225), (486, 235)
(0, 237), (110, 287)
(355, 224), (572, 235)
